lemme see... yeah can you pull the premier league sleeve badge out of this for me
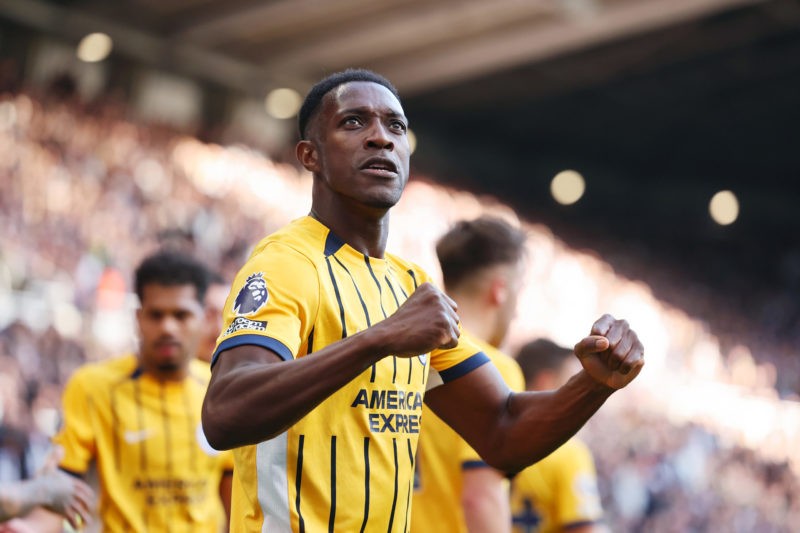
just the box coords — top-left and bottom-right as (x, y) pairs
(233, 272), (269, 316)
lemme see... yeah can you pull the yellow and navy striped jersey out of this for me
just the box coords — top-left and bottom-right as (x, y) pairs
(510, 438), (603, 533)
(411, 336), (525, 533)
(211, 216), (488, 533)
(53, 354), (234, 533)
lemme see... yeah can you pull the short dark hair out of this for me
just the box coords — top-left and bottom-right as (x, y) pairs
(207, 270), (225, 286)
(436, 216), (527, 291)
(134, 250), (210, 303)
(515, 339), (574, 385)
(298, 68), (400, 139)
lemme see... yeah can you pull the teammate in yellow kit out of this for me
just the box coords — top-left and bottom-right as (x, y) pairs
(511, 339), (608, 533)
(201, 68), (645, 533)
(412, 217), (528, 533)
(24, 251), (233, 532)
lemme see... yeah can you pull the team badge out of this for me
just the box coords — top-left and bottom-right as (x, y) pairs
(233, 272), (268, 316)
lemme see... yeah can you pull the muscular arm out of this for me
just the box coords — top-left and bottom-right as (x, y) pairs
(461, 467), (511, 533)
(202, 283), (461, 450)
(426, 364), (610, 472)
(426, 316), (644, 472)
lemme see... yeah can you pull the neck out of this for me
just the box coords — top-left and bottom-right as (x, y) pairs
(451, 291), (501, 348)
(139, 358), (189, 382)
(310, 195), (391, 258)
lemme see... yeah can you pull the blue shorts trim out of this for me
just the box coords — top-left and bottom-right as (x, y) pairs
(438, 352), (490, 383)
(211, 335), (293, 368)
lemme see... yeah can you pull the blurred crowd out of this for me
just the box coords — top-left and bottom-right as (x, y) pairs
(583, 407), (800, 532)
(627, 254), (800, 401)
(0, 82), (798, 530)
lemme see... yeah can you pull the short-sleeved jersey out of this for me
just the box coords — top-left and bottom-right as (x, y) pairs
(210, 216), (488, 533)
(53, 354), (234, 533)
(410, 336), (525, 533)
(510, 438), (603, 533)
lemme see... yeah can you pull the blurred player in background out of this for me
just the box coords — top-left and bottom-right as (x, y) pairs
(412, 216), (527, 533)
(511, 339), (607, 533)
(19, 250), (233, 532)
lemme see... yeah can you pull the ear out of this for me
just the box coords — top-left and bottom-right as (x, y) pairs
(296, 140), (320, 173)
(530, 370), (557, 391)
(488, 275), (508, 307)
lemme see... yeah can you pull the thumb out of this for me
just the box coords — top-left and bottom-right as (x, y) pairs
(574, 335), (609, 358)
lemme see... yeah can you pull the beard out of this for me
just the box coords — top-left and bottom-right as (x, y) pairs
(156, 360), (181, 373)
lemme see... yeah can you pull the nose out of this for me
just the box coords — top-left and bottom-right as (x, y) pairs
(364, 120), (394, 151)
(159, 315), (180, 336)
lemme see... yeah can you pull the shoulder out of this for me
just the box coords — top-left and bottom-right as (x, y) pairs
(68, 354), (138, 384)
(489, 352), (525, 392)
(62, 354), (138, 403)
(462, 335), (525, 391)
(539, 438), (596, 474)
(561, 437), (596, 465)
(249, 216), (329, 266)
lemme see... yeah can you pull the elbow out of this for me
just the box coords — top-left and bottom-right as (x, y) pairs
(483, 454), (519, 475)
(479, 441), (534, 474)
(201, 405), (234, 451)
(201, 394), (285, 450)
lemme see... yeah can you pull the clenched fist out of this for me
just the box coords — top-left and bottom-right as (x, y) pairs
(573, 314), (645, 389)
(375, 282), (461, 357)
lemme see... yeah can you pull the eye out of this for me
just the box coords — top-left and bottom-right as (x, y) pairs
(389, 119), (407, 133)
(342, 116), (363, 128)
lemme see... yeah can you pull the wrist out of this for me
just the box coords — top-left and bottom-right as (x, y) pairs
(577, 370), (616, 395)
(351, 323), (393, 366)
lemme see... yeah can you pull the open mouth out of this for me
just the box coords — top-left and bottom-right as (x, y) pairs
(155, 341), (181, 354)
(360, 157), (398, 176)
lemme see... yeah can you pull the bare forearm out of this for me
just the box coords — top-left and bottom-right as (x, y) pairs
(427, 366), (614, 473)
(0, 479), (51, 522)
(462, 469), (511, 533)
(490, 371), (613, 471)
(203, 328), (387, 449)
(0, 481), (31, 521)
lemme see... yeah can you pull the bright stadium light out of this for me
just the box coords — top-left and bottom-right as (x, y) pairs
(265, 88), (302, 119)
(709, 190), (739, 225)
(76, 32), (113, 63)
(550, 169), (585, 205)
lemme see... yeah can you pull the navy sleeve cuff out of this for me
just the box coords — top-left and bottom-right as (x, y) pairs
(210, 335), (294, 368)
(462, 460), (489, 470)
(438, 351), (490, 383)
